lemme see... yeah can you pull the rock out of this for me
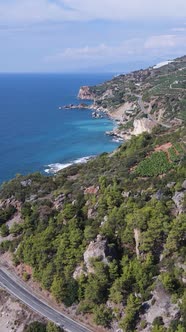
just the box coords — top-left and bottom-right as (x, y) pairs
(100, 216), (108, 227)
(134, 228), (141, 258)
(172, 191), (185, 214)
(78, 86), (95, 100)
(26, 194), (37, 202)
(20, 179), (32, 187)
(167, 182), (176, 188)
(152, 190), (163, 201)
(87, 208), (93, 219)
(143, 282), (179, 329)
(1, 198), (21, 211)
(182, 179), (186, 189)
(132, 118), (156, 136)
(54, 193), (66, 210)
(73, 265), (86, 280)
(84, 186), (99, 195)
(122, 191), (131, 198)
(83, 235), (112, 274)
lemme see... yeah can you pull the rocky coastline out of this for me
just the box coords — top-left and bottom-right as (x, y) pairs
(58, 103), (90, 110)
(77, 85), (130, 140)
(76, 86), (139, 141)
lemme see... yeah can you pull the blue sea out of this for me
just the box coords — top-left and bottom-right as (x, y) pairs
(0, 73), (120, 183)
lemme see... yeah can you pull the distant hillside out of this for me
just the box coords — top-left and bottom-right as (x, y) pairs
(78, 55), (186, 140)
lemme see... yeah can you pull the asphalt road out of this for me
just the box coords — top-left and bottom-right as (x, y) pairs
(0, 269), (93, 332)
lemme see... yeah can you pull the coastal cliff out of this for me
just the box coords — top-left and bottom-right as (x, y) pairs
(78, 55), (186, 140)
(78, 86), (95, 100)
(132, 118), (156, 135)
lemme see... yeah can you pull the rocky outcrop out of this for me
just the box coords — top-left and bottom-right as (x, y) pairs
(172, 191), (185, 214)
(20, 179), (32, 187)
(134, 228), (141, 258)
(132, 118), (156, 136)
(59, 103), (89, 110)
(84, 186), (99, 195)
(73, 235), (114, 279)
(84, 235), (110, 273)
(78, 86), (95, 100)
(0, 198), (21, 211)
(142, 282), (179, 330)
(73, 265), (86, 280)
(54, 193), (66, 210)
(182, 179), (186, 189)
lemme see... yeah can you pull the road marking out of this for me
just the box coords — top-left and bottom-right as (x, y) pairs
(0, 269), (93, 332)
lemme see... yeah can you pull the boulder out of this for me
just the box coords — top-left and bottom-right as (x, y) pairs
(172, 191), (185, 214)
(83, 235), (110, 273)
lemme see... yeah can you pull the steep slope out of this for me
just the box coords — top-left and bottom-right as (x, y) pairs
(78, 55), (186, 139)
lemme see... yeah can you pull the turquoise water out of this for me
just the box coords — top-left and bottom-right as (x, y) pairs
(0, 73), (119, 183)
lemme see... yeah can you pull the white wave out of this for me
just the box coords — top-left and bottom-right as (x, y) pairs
(44, 156), (94, 174)
(153, 60), (173, 69)
(45, 163), (72, 174)
(112, 138), (123, 143)
(74, 156), (93, 164)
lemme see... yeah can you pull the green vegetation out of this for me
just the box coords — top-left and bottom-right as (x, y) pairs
(135, 151), (172, 176)
(0, 205), (16, 226)
(24, 322), (64, 332)
(1, 58), (186, 331)
(168, 147), (179, 162)
(0, 128), (185, 331)
(88, 55), (186, 128)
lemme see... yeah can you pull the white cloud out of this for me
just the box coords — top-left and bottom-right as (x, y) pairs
(172, 27), (186, 32)
(45, 32), (186, 68)
(45, 39), (143, 63)
(144, 34), (186, 49)
(144, 35), (177, 49)
(1, 0), (186, 25)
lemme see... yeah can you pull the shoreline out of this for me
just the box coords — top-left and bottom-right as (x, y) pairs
(44, 155), (95, 175)
(45, 103), (123, 175)
(60, 100), (128, 142)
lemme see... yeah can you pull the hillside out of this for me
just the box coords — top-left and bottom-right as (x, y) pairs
(78, 55), (186, 140)
(0, 58), (186, 332)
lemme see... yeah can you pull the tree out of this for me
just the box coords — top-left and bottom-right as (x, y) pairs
(119, 294), (141, 332)
(46, 322), (64, 332)
(0, 224), (9, 237)
(24, 322), (46, 332)
(93, 304), (113, 327)
(153, 316), (164, 327)
(51, 276), (66, 303)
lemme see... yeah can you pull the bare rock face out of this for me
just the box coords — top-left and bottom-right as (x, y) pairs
(134, 228), (141, 258)
(84, 186), (99, 195)
(182, 179), (186, 189)
(20, 179), (32, 187)
(54, 193), (66, 210)
(143, 282), (179, 330)
(78, 86), (95, 100)
(0, 198), (21, 211)
(132, 118), (156, 136)
(84, 235), (110, 273)
(73, 235), (112, 279)
(172, 191), (185, 214)
(73, 265), (86, 280)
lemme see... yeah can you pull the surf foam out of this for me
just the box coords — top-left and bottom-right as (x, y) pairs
(44, 156), (94, 174)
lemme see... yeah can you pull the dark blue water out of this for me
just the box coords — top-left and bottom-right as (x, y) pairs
(0, 73), (119, 183)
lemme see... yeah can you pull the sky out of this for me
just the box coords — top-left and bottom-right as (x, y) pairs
(0, 0), (186, 72)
